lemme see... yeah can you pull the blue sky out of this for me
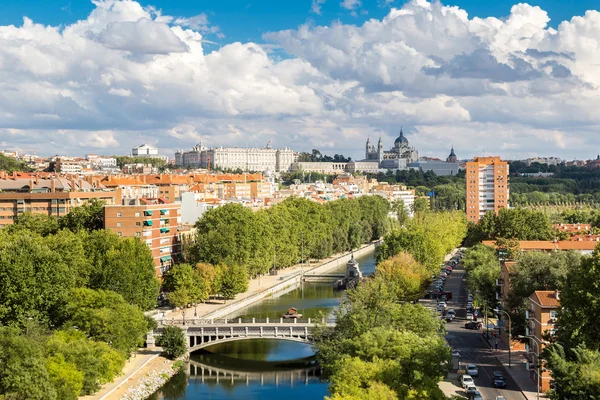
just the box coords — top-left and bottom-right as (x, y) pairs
(0, 0), (596, 45)
(1, 0), (600, 160)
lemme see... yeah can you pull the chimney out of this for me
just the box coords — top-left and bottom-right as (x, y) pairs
(50, 178), (56, 193)
(555, 289), (560, 301)
(29, 179), (35, 192)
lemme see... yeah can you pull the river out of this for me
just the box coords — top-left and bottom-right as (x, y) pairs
(148, 251), (377, 400)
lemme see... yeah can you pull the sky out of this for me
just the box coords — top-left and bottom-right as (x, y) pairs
(1, 0), (600, 161)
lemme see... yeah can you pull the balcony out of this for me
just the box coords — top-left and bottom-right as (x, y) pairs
(143, 220), (153, 226)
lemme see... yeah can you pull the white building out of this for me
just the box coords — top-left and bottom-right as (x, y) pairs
(132, 144), (168, 162)
(180, 192), (225, 225)
(175, 141), (297, 172)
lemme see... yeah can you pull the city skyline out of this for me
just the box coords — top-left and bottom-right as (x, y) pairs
(2, 0), (600, 160)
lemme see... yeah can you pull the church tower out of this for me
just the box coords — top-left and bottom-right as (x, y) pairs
(365, 137), (371, 160)
(377, 135), (384, 163)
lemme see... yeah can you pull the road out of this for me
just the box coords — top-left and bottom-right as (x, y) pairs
(437, 258), (525, 400)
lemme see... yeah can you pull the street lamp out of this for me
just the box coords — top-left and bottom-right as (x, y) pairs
(493, 308), (512, 368)
(517, 335), (542, 400)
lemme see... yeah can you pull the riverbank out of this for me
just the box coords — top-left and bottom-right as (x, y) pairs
(160, 240), (379, 321)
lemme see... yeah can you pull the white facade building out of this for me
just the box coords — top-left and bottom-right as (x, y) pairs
(175, 141), (297, 172)
(132, 144), (169, 162)
(180, 192), (225, 225)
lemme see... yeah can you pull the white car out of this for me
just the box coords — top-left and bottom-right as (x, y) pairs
(466, 363), (479, 377)
(466, 312), (474, 320)
(461, 374), (474, 389)
(437, 302), (447, 311)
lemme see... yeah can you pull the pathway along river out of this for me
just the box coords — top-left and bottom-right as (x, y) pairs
(148, 251), (377, 400)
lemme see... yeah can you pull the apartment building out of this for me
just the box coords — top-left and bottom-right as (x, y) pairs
(466, 156), (509, 223)
(103, 199), (181, 276)
(100, 176), (159, 204)
(526, 290), (559, 393)
(145, 174), (191, 203)
(0, 174), (121, 227)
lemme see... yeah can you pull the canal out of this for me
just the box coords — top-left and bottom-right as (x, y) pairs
(148, 251), (377, 400)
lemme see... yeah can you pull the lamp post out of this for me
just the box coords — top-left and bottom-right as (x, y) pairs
(493, 308), (512, 368)
(518, 335), (541, 400)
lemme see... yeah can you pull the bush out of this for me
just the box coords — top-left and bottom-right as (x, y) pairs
(157, 326), (187, 360)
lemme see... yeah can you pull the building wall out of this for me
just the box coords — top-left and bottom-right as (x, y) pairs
(528, 295), (558, 392)
(0, 190), (121, 228)
(408, 160), (459, 176)
(103, 202), (182, 276)
(290, 162), (349, 174)
(466, 156), (509, 223)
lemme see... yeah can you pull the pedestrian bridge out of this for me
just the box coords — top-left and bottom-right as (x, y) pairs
(147, 318), (336, 353)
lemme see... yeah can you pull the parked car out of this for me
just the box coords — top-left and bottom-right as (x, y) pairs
(492, 371), (506, 388)
(445, 313), (455, 322)
(466, 312), (474, 320)
(437, 302), (447, 311)
(466, 364), (479, 377)
(470, 391), (483, 400)
(461, 374), (474, 389)
(465, 321), (482, 330)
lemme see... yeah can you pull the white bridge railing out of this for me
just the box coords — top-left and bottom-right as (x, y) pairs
(156, 317), (336, 327)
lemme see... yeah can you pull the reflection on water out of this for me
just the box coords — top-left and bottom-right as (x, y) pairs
(148, 251), (376, 400)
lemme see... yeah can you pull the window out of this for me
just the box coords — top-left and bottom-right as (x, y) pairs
(136, 222), (141, 227)
(117, 232), (122, 236)
(117, 212), (122, 217)
(550, 310), (558, 321)
(135, 232), (141, 237)
(117, 222), (122, 227)
(135, 212), (140, 217)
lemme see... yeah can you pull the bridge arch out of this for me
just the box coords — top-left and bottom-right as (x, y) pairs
(189, 336), (312, 353)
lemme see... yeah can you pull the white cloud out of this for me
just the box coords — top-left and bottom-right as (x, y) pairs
(341, 0), (361, 11)
(2, 0), (600, 161)
(311, 0), (327, 15)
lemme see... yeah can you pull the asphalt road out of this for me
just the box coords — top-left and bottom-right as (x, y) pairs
(438, 258), (525, 400)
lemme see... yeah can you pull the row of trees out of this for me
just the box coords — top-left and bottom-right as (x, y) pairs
(0, 204), (159, 399)
(376, 209), (467, 273)
(185, 196), (391, 280)
(296, 149), (351, 162)
(465, 208), (555, 245)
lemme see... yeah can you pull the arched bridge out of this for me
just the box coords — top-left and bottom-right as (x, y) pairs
(187, 359), (321, 386)
(147, 317), (336, 353)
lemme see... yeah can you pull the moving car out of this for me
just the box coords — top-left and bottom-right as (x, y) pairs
(492, 371), (507, 388)
(461, 374), (474, 389)
(465, 321), (483, 329)
(466, 364), (479, 377)
(466, 312), (474, 320)
(465, 386), (480, 399)
(437, 302), (447, 311)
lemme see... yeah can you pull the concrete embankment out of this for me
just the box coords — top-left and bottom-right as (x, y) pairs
(200, 241), (380, 320)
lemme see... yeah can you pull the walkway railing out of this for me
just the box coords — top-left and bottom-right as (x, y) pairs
(156, 317), (337, 327)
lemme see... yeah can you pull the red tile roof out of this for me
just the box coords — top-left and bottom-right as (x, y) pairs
(530, 290), (560, 308)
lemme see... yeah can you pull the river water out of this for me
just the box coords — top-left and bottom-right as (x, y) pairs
(148, 251), (377, 400)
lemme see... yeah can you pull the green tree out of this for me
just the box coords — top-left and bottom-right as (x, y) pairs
(85, 230), (159, 310)
(0, 326), (57, 400)
(45, 329), (125, 395)
(557, 246), (600, 350)
(545, 343), (600, 399)
(220, 264), (249, 300)
(0, 154), (32, 172)
(475, 208), (554, 241)
(45, 354), (84, 400)
(8, 212), (60, 236)
(163, 263), (206, 304)
(376, 253), (429, 302)
(462, 244), (500, 310)
(157, 326), (187, 359)
(60, 288), (150, 355)
(59, 199), (105, 232)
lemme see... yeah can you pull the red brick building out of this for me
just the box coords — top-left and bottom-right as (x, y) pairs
(103, 199), (181, 276)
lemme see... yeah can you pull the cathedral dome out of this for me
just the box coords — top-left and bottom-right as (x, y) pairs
(394, 129), (408, 145)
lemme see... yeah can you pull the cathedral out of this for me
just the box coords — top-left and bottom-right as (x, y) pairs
(364, 128), (419, 170)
